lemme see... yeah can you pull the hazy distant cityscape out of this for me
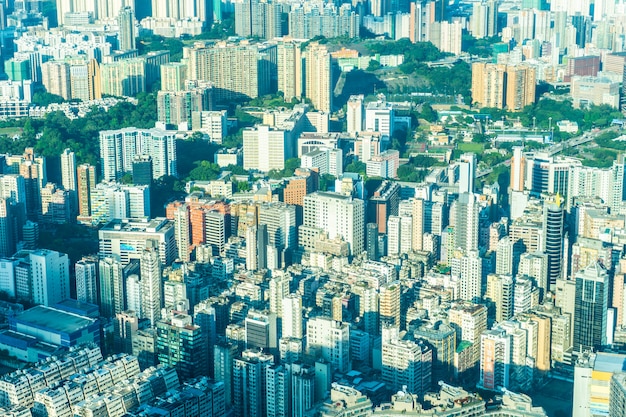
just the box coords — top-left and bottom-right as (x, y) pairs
(1, 1), (626, 417)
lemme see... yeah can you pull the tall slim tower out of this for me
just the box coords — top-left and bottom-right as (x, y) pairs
(0, 199), (15, 257)
(458, 153), (476, 194)
(141, 240), (162, 326)
(60, 148), (77, 216)
(346, 95), (364, 134)
(454, 193), (479, 254)
(282, 293), (303, 339)
(305, 43), (332, 113)
(573, 262), (609, 353)
(510, 146), (525, 192)
(117, 6), (136, 51)
(75, 257), (98, 305)
(543, 197), (564, 291)
(99, 256), (125, 317)
(77, 164), (96, 221)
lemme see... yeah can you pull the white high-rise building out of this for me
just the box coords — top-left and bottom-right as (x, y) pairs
(60, 148), (77, 194)
(126, 273), (142, 316)
(302, 192), (365, 256)
(140, 240), (162, 326)
(365, 101), (394, 141)
(75, 257), (98, 305)
(0, 258), (17, 298)
(453, 192), (479, 254)
(458, 153), (476, 194)
(347, 95), (364, 134)
(381, 326), (432, 396)
(98, 256), (125, 317)
(29, 249), (70, 307)
(99, 128), (177, 182)
(518, 252), (549, 299)
(306, 317), (350, 372)
(495, 236), (514, 276)
(459, 250), (483, 302)
(282, 293), (303, 339)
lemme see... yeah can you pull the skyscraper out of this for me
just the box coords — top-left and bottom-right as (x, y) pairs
(573, 262), (609, 353)
(156, 313), (208, 379)
(346, 95), (364, 134)
(29, 249), (70, 307)
(478, 328), (511, 391)
(140, 240), (162, 326)
(543, 197), (564, 291)
(282, 293), (303, 339)
(75, 257), (98, 305)
(233, 349), (274, 417)
(77, 164), (96, 222)
(118, 6), (136, 52)
(60, 148), (77, 216)
(277, 40), (303, 103)
(458, 153), (476, 194)
(302, 192), (365, 256)
(0, 198), (15, 257)
(99, 256), (125, 317)
(381, 326), (432, 396)
(305, 43), (332, 113)
(454, 193), (479, 254)
(306, 317), (350, 372)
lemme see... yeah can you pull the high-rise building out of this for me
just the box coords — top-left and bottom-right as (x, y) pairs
(478, 328), (511, 391)
(458, 153), (476, 194)
(99, 256), (125, 317)
(454, 193), (479, 254)
(306, 317), (350, 372)
(510, 146), (525, 192)
(234, 0), (281, 39)
(610, 373), (626, 417)
(470, 0), (498, 38)
(347, 95), (364, 134)
(157, 84), (213, 129)
(573, 262), (609, 352)
(485, 274), (514, 323)
(414, 321), (456, 383)
(302, 192), (365, 256)
(76, 164), (96, 222)
(574, 352), (626, 417)
(75, 257), (98, 305)
(41, 60), (71, 100)
(14, 249), (70, 307)
(118, 6), (136, 52)
(381, 326), (432, 396)
(282, 293), (303, 339)
(156, 313), (208, 379)
(245, 310), (277, 350)
(543, 197), (564, 290)
(471, 62), (536, 110)
(140, 240), (162, 326)
(0, 199), (16, 257)
(233, 349), (274, 417)
(368, 180), (400, 234)
(150, 0), (209, 22)
(99, 127), (177, 182)
(100, 58), (146, 97)
(186, 42), (273, 102)
(448, 302), (488, 381)
(60, 148), (77, 216)
(458, 250), (483, 303)
(160, 62), (187, 92)
(305, 43), (332, 113)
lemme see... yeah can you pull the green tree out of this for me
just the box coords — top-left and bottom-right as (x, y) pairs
(345, 160), (366, 175)
(189, 161), (221, 181)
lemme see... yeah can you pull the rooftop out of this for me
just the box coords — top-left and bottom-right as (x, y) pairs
(13, 305), (97, 334)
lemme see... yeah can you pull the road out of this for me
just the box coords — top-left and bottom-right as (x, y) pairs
(475, 126), (619, 179)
